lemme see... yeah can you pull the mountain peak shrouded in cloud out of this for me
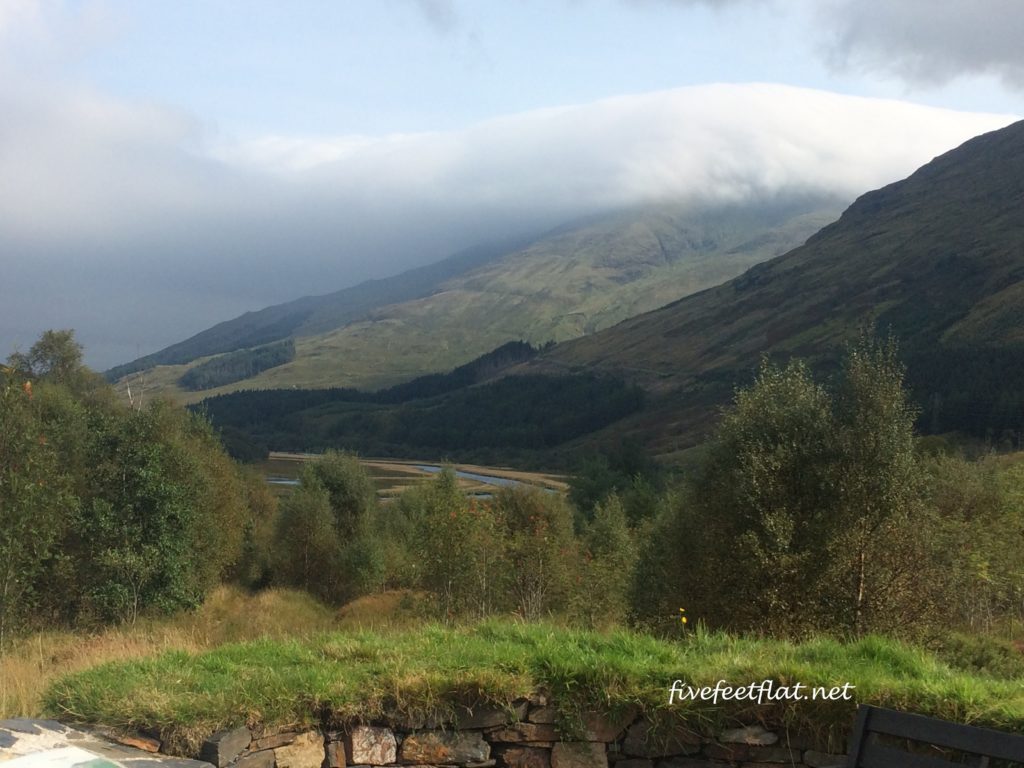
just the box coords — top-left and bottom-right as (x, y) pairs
(1, 81), (1016, 369)
(3, 0), (1023, 370)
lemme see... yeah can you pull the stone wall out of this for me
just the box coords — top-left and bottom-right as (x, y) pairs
(177, 696), (850, 768)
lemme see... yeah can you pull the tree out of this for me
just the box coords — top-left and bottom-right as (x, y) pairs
(274, 481), (342, 602)
(305, 450), (377, 541)
(0, 375), (72, 647)
(7, 329), (85, 388)
(658, 337), (935, 637)
(690, 357), (838, 633)
(828, 334), (927, 634)
(573, 494), (637, 627)
(494, 486), (577, 619)
(414, 468), (501, 619)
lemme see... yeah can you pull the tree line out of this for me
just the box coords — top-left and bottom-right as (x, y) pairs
(195, 341), (643, 462)
(178, 339), (296, 391)
(246, 334), (1024, 640)
(4, 329), (1022, 648)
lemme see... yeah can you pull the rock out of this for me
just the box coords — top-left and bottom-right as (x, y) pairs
(274, 731), (324, 768)
(344, 726), (396, 766)
(496, 745), (551, 768)
(527, 707), (558, 725)
(622, 717), (701, 759)
(612, 760), (653, 768)
(0, 720), (47, 736)
(551, 742), (607, 768)
(583, 708), (640, 742)
(200, 726), (252, 768)
(252, 731), (301, 751)
(803, 750), (847, 768)
(0, 731), (18, 749)
(719, 725), (778, 746)
(325, 739), (346, 768)
(116, 734), (161, 753)
(745, 745), (801, 762)
(72, 740), (155, 761)
(529, 690), (551, 707)
(400, 730), (490, 763)
(704, 742), (757, 761)
(456, 702), (529, 729)
(488, 723), (560, 742)
(235, 750), (276, 768)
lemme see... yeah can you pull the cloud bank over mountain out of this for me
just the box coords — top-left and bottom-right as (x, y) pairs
(2, 78), (1015, 368)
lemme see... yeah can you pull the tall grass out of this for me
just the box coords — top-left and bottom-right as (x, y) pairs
(0, 586), (336, 718)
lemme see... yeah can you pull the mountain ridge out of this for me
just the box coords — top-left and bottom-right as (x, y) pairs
(526, 119), (1024, 455)
(113, 198), (841, 401)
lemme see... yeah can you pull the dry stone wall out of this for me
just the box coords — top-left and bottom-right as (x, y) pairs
(174, 696), (849, 768)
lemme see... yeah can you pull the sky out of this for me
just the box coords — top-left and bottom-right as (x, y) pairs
(2, 0), (1023, 369)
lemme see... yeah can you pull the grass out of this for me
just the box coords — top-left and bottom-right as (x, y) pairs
(0, 587), (336, 720)
(39, 618), (1024, 757)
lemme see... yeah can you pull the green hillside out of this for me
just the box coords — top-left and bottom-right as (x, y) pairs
(113, 200), (839, 402)
(533, 119), (1024, 456)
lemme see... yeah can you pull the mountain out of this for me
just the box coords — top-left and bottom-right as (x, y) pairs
(105, 235), (533, 380)
(112, 199), (840, 401)
(529, 120), (1024, 456)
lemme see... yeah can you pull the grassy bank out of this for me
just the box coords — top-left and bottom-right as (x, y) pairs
(0, 587), (339, 718)
(42, 620), (1024, 755)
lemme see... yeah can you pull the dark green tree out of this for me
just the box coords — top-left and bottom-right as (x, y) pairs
(273, 480), (342, 602)
(305, 450), (377, 541)
(0, 375), (73, 646)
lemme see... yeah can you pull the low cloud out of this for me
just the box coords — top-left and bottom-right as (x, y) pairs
(1, 81), (1015, 368)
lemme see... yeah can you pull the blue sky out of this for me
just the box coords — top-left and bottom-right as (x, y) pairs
(57, 1), (1022, 134)
(2, 0), (1023, 367)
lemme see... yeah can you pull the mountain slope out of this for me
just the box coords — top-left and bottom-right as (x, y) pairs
(115, 199), (840, 401)
(533, 120), (1024, 454)
(105, 236), (532, 381)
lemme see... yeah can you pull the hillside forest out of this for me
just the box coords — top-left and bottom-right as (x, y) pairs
(4, 329), (1023, 661)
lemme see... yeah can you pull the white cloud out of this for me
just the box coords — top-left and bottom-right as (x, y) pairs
(229, 83), (1014, 210)
(0, 80), (1016, 367)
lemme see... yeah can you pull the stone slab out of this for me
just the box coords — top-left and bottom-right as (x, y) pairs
(234, 751), (275, 768)
(400, 730), (489, 764)
(487, 723), (559, 743)
(495, 745), (551, 768)
(273, 732), (324, 768)
(455, 702), (528, 730)
(344, 727), (395, 766)
(551, 742), (607, 768)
